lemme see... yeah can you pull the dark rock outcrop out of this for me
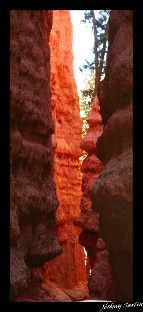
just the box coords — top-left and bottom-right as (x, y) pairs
(10, 10), (62, 301)
(91, 10), (133, 302)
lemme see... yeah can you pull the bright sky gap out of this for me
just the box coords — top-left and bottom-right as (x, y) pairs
(70, 10), (99, 97)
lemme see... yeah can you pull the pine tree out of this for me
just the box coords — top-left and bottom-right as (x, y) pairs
(80, 71), (95, 136)
(79, 10), (110, 96)
(78, 10), (110, 161)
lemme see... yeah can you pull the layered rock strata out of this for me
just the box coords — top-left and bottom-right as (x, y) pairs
(46, 10), (88, 300)
(91, 10), (133, 302)
(77, 96), (116, 301)
(10, 10), (62, 302)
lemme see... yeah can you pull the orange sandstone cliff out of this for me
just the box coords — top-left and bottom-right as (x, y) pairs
(46, 10), (88, 300)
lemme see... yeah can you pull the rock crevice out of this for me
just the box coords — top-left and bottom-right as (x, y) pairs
(10, 9), (132, 302)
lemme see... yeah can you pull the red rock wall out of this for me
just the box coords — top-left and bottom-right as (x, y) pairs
(11, 10), (89, 302)
(91, 10), (133, 301)
(45, 10), (88, 301)
(77, 97), (116, 301)
(12, 10), (88, 303)
(10, 10), (62, 302)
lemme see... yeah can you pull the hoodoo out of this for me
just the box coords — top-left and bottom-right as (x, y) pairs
(77, 96), (116, 301)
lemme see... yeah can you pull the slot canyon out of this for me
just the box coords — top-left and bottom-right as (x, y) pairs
(10, 10), (133, 302)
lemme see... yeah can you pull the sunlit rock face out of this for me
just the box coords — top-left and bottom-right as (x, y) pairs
(91, 10), (133, 302)
(77, 96), (116, 301)
(45, 10), (88, 301)
(10, 10), (62, 302)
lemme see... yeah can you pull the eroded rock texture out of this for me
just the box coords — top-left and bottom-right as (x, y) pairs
(45, 10), (88, 301)
(77, 97), (116, 301)
(10, 10), (62, 302)
(91, 10), (133, 302)
(78, 97), (104, 233)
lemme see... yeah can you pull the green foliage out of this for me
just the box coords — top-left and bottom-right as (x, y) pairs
(79, 72), (95, 138)
(79, 77), (94, 161)
(80, 10), (110, 77)
(79, 60), (95, 72)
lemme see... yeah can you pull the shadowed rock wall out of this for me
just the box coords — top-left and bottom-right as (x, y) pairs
(91, 10), (133, 302)
(10, 10), (62, 301)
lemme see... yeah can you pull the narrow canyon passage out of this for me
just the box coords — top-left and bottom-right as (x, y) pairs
(10, 10), (133, 302)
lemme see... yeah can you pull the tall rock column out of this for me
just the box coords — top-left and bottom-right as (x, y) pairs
(77, 96), (116, 301)
(45, 10), (88, 301)
(91, 10), (133, 301)
(10, 10), (62, 302)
